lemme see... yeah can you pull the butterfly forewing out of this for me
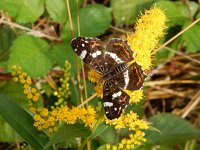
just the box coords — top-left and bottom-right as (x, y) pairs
(103, 80), (130, 120)
(105, 38), (134, 69)
(71, 37), (106, 74)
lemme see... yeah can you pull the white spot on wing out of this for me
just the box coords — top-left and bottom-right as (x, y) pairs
(112, 91), (122, 99)
(123, 70), (129, 89)
(114, 107), (117, 111)
(105, 52), (123, 63)
(80, 50), (87, 59)
(82, 43), (85, 47)
(103, 102), (113, 107)
(91, 50), (101, 58)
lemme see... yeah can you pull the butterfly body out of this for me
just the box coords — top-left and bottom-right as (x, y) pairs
(71, 37), (145, 120)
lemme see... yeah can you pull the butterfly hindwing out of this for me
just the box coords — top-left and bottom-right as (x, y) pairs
(113, 62), (146, 90)
(71, 37), (105, 74)
(103, 80), (130, 120)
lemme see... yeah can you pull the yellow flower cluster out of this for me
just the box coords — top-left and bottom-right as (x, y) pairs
(106, 130), (146, 150)
(11, 65), (40, 113)
(105, 111), (148, 149)
(54, 61), (71, 107)
(105, 111), (148, 130)
(33, 108), (57, 132)
(127, 6), (167, 70)
(33, 105), (97, 132)
(124, 89), (143, 104)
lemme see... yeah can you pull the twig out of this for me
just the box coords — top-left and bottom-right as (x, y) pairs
(0, 17), (61, 41)
(153, 17), (200, 54)
(153, 86), (188, 98)
(76, 0), (88, 103)
(66, 0), (84, 104)
(78, 93), (97, 107)
(109, 25), (129, 34)
(164, 46), (200, 65)
(146, 80), (200, 86)
(181, 90), (200, 118)
(44, 75), (58, 91)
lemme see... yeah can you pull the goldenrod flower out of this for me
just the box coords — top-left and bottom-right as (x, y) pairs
(54, 61), (71, 106)
(127, 6), (167, 71)
(11, 65), (40, 107)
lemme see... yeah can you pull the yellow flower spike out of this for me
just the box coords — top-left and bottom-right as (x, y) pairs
(105, 144), (111, 150)
(111, 145), (117, 150)
(32, 95), (39, 101)
(124, 89), (143, 104)
(127, 6), (167, 70)
(40, 108), (49, 117)
(27, 93), (33, 99)
(94, 81), (104, 98)
(13, 77), (18, 82)
(65, 110), (77, 124)
(88, 69), (102, 83)
(86, 105), (96, 116)
(83, 115), (96, 127)
(31, 88), (37, 93)
(33, 114), (41, 121)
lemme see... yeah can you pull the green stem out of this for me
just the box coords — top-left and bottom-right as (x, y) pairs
(78, 118), (103, 149)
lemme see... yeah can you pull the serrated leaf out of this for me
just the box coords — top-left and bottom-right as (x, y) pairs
(182, 20), (200, 53)
(61, 4), (112, 40)
(89, 123), (108, 140)
(145, 113), (200, 146)
(45, 123), (91, 148)
(7, 35), (53, 77)
(45, 0), (83, 24)
(0, 94), (53, 150)
(0, 0), (44, 23)
(111, 0), (154, 26)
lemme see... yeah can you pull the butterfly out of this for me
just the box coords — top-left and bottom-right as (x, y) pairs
(71, 37), (145, 120)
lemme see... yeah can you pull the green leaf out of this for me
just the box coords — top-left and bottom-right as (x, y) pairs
(45, 123), (91, 148)
(51, 41), (81, 76)
(187, 1), (199, 17)
(156, 1), (189, 26)
(111, 0), (154, 26)
(0, 80), (27, 106)
(145, 113), (200, 146)
(0, 25), (17, 53)
(0, 94), (53, 150)
(0, 0), (44, 23)
(89, 123), (108, 140)
(62, 4), (112, 40)
(0, 116), (20, 143)
(99, 126), (116, 144)
(45, 0), (83, 24)
(182, 20), (200, 53)
(7, 35), (53, 77)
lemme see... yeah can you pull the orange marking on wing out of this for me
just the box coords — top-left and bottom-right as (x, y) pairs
(113, 43), (132, 60)
(91, 43), (100, 48)
(133, 65), (142, 86)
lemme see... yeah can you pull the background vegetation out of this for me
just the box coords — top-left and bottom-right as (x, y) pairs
(0, 0), (200, 149)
